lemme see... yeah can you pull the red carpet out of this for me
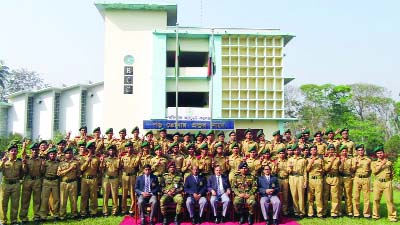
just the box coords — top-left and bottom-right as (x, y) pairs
(120, 216), (300, 225)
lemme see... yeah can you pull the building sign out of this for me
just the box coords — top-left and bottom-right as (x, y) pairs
(143, 120), (234, 130)
(167, 107), (210, 121)
(123, 56), (134, 94)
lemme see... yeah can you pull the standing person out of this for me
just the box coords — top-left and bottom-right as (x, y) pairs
(246, 147), (261, 177)
(231, 162), (257, 225)
(322, 144), (340, 218)
(0, 144), (23, 225)
(92, 127), (105, 155)
(257, 130), (270, 155)
(100, 145), (120, 216)
(213, 143), (229, 175)
(20, 143), (42, 224)
(313, 131), (327, 158)
(283, 129), (295, 146)
(39, 148), (60, 222)
(138, 142), (152, 175)
(226, 131), (240, 155)
(207, 165), (231, 224)
(156, 128), (169, 154)
(352, 144), (371, 218)
(80, 141), (101, 218)
(339, 128), (356, 156)
(325, 128), (340, 153)
(338, 145), (354, 217)
(227, 142), (243, 182)
(306, 145), (324, 218)
(121, 141), (142, 216)
(371, 146), (397, 222)
(267, 130), (286, 158)
(150, 145), (168, 177)
(181, 144), (199, 181)
(57, 147), (80, 220)
(258, 165), (281, 225)
(160, 162), (184, 225)
(288, 144), (307, 218)
(240, 129), (258, 156)
(184, 166), (208, 225)
(167, 143), (184, 172)
(275, 148), (289, 216)
(198, 143), (212, 177)
(135, 164), (160, 225)
(131, 126), (142, 154)
(117, 128), (129, 154)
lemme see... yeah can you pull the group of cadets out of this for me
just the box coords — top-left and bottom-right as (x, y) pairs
(0, 126), (398, 225)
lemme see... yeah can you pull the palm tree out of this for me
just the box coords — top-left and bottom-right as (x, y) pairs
(0, 60), (10, 88)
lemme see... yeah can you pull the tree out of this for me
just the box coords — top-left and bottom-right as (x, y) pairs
(0, 60), (10, 89)
(284, 84), (301, 118)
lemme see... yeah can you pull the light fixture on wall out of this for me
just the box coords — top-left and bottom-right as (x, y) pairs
(37, 99), (42, 104)
(88, 92), (94, 98)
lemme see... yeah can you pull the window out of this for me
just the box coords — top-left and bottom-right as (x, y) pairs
(53, 93), (60, 131)
(80, 90), (87, 127)
(166, 92), (209, 107)
(166, 51), (209, 67)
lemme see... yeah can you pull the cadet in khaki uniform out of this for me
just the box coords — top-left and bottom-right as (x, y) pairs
(325, 128), (340, 153)
(194, 131), (205, 155)
(160, 162), (184, 225)
(100, 145), (120, 216)
(267, 130), (286, 159)
(276, 148), (290, 216)
(92, 127), (105, 155)
(168, 143), (184, 172)
(205, 130), (215, 153)
(260, 150), (276, 176)
(104, 128), (118, 151)
(131, 126), (142, 154)
(231, 162), (257, 225)
(181, 144), (199, 180)
(0, 144), (23, 225)
(156, 128), (169, 154)
(257, 130), (270, 155)
(283, 129), (295, 146)
(226, 131), (240, 155)
(56, 139), (67, 161)
(240, 129), (258, 156)
(213, 131), (228, 156)
(313, 131), (327, 157)
(306, 145), (324, 218)
(138, 142), (153, 175)
(323, 144), (341, 217)
(151, 145), (168, 177)
(288, 144), (307, 218)
(57, 147), (80, 220)
(339, 128), (356, 157)
(246, 147), (261, 177)
(213, 143), (229, 175)
(227, 142), (243, 182)
(20, 143), (42, 224)
(120, 141), (142, 215)
(371, 146), (397, 222)
(198, 143), (212, 177)
(39, 148), (60, 221)
(179, 132), (192, 156)
(80, 141), (100, 217)
(66, 126), (93, 148)
(338, 145), (354, 216)
(117, 128), (129, 154)
(352, 144), (371, 218)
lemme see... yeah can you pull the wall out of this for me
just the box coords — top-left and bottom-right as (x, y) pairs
(235, 120), (279, 140)
(59, 87), (81, 136)
(7, 95), (27, 136)
(86, 84), (104, 134)
(32, 91), (54, 140)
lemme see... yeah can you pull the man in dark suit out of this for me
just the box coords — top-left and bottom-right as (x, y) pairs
(258, 165), (281, 225)
(207, 165), (231, 223)
(184, 166), (208, 225)
(135, 164), (161, 225)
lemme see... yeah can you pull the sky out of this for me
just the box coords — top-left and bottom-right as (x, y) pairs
(0, 0), (399, 99)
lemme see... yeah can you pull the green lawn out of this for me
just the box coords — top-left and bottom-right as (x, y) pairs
(2, 190), (399, 224)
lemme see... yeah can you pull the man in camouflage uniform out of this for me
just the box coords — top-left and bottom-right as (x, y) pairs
(231, 162), (257, 225)
(57, 147), (80, 220)
(323, 144), (341, 218)
(0, 144), (23, 225)
(371, 146), (397, 222)
(352, 144), (371, 218)
(39, 148), (60, 222)
(20, 143), (42, 224)
(160, 162), (184, 225)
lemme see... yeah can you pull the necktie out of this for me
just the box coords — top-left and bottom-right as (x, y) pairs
(217, 176), (222, 195)
(266, 176), (270, 185)
(194, 176), (198, 183)
(145, 176), (150, 193)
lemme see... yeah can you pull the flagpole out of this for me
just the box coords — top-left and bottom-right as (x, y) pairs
(210, 28), (214, 130)
(175, 23), (179, 131)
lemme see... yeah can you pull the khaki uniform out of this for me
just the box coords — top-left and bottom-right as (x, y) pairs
(246, 157), (261, 177)
(371, 159), (397, 221)
(80, 155), (100, 216)
(181, 155), (198, 180)
(39, 160), (60, 219)
(352, 155), (371, 217)
(58, 159), (80, 219)
(160, 173), (184, 215)
(284, 138), (295, 146)
(314, 141), (327, 157)
(261, 159), (276, 176)
(306, 156), (324, 217)
(103, 138), (118, 151)
(276, 158), (290, 215)
(156, 138), (169, 154)
(120, 154), (141, 214)
(323, 156), (340, 216)
(266, 141), (286, 158)
(288, 156), (307, 217)
(257, 140), (270, 155)
(198, 155), (212, 177)
(240, 140), (258, 156)
(231, 174), (257, 215)
(20, 156), (42, 222)
(150, 155), (168, 177)
(138, 154), (152, 175)
(179, 141), (191, 156)
(225, 140), (241, 155)
(168, 153), (184, 172)
(131, 137), (142, 154)
(214, 155), (229, 174)
(340, 139), (356, 156)
(326, 139), (340, 153)
(227, 154), (242, 182)
(116, 138), (129, 154)
(0, 158), (23, 224)
(69, 135), (93, 148)
(101, 156), (120, 215)
(339, 156), (354, 216)
(93, 138), (105, 155)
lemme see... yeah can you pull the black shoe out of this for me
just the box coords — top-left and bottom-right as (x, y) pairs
(215, 216), (220, 224)
(248, 215), (254, 225)
(162, 217), (168, 225)
(239, 216), (245, 224)
(191, 217), (196, 225)
(273, 219), (278, 225)
(221, 216), (226, 223)
(174, 214), (180, 225)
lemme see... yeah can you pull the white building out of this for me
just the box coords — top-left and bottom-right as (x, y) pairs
(2, 1), (296, 140)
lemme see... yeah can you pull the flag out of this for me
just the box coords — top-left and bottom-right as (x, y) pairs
(207, 31), (215, 79)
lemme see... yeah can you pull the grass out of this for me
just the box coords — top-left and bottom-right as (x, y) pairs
(1, 190), (399, 224)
